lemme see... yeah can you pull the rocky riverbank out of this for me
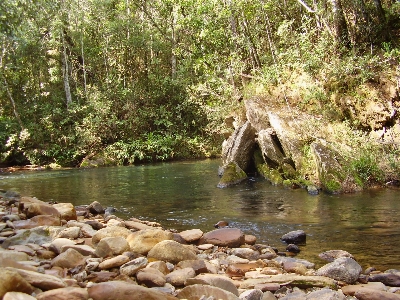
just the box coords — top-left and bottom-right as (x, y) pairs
(1, 190), (400, 300)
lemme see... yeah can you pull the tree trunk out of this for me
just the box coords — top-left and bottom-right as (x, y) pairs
(328, 0), (351, 48)
(61, 29), (72, 108)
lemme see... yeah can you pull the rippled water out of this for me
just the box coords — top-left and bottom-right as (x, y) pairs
(1, 159), (400, 270)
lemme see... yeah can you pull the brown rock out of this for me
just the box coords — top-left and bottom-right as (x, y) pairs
(124, 220), (154, 231)
(61, 245), (96, 257)
(51, 248), (86, 269)
(49, 238), (77, 255)
(185, 273), (239, 296)
(98, 255), (130, 270)
(86, 271), (118, 283)
(136, 268), (166, 287)
(13, 215), (61, 229)
(176, 284), (240, 300)
(178, 229), (203, 243)
(355, 288), (400, 300)
(0, 250), (30, 262)
(126, 229), (173, 255)
(147, 240), (198, 264)
(91, 226), (132, 245)
(56, 227), (81, 239)
(36, 287), (89, 300)
(119, 257), (148, 276)
(95, 236), (130, 258)
(6, 267), (66, 290)
(244, 235), (257, 245)
(166, 267), (196, 287)
(147, 261), (170, 275)
(254, 282), (281, 292)
(3, 292), (37, 300)
(341, 282), (387, 296)
(52, 203), (77, 221)
(177, 260), (208, 275)
(0, 267), (35, 299)
(199, 228), (245, 247)
(21, 200), (60, 218)
(369, 273), (400, 287)
(88, 281), (177, 300)
(282, 261), (308, 275)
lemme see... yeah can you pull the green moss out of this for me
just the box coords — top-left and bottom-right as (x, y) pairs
(324, 179), (342, 194)
(217, 162), (247, 188)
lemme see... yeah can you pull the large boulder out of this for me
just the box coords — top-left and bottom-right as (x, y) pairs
(95, 236), (130, 258)
(51, 248), (86, 269)
(147, 240), (197, 264)
(6, 267), (66, 290)
(316, 257), (362, 284)
(199, 228), (245, 248)
(221, 120), (256, 172)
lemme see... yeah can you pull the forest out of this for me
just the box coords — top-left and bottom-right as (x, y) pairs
(0, 0), (399, 168)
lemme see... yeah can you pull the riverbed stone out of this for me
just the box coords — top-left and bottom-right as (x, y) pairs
(3, 292), (37, 300)
(136, 267), (166, 287)
(147, 260), (170, 275)
(282, 261), (308, 275)
(177, 259), (208, 274)
(232, 248), (260, 260)
(166, 267), (196, 286)
(318, 250), (355, 262)
(354, 288), (400, 300)
(147, 240), (197, 264)
(0, 250), (30, 262)
(13, 215), (61, 229)
(176, 284), (240, 300)
(274, 256), (315, 269)
(306, 288), (346, 300)
(51, 248), (86, 269)
(49, 238), (77, 254)
(98, 254), (130, 270)
(126, 229), (173, 255)
(341, 282), (387, 295)
(52, 203), (77, 221)
(199, 228), (245, 247)
(239, 289), (263, 300)
(87, 280), (177, 300)
(185, 273), (239, 296)
(95, 236), (130, 258)
(36, 287), (89, 300)
(179, 229), (203, 243)
(316, 257), (362, 284)
(86, 271), (118, 283)
(87, 201), (104, 215)
(119, 257), (148, 276)
(67, 221), (97, 237)
(2, 226), (62, 248)
(281, 230), (306, 245)
(22, 200), (60, 218)
(61, 244), (96, 257)
(7, 267), (67, 290)
(91, 226), (132, 245)
(369, 273), (400, 287)
(56, 226), (81, 239)
(0, 267), (35, 298)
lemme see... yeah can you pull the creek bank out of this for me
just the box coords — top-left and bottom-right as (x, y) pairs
(1, 191), (400, 300)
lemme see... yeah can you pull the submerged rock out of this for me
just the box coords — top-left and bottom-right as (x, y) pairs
(281, 230), (306, 245)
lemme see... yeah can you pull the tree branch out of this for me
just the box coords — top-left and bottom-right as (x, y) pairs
(297, 0), (316, 13)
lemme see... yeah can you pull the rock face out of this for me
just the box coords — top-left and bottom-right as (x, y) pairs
(217, 162), (248, 188)
(219, 94), (399, 193)
(221, 120), (256, 173)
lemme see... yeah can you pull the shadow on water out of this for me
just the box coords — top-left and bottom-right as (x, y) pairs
(1, 159), (400, 270)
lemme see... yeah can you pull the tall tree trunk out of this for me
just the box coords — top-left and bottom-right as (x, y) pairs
(328, 0), (351, 48)
(3, 77), (24, 130)
(61, 29), (72, 108)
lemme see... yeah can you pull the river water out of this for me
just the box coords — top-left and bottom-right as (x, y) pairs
(1, 159), (399, 271)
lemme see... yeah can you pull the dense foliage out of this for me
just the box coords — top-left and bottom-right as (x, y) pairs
(0, 0), (399, 167)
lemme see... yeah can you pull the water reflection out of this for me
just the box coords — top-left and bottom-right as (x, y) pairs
(1, 159), (400, 270)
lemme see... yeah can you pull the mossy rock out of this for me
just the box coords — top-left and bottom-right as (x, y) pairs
(80, 154), (116, 168)
(217, 162), (247, 188)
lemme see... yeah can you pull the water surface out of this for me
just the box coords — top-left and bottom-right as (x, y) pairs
(1, 159), (399, 270)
